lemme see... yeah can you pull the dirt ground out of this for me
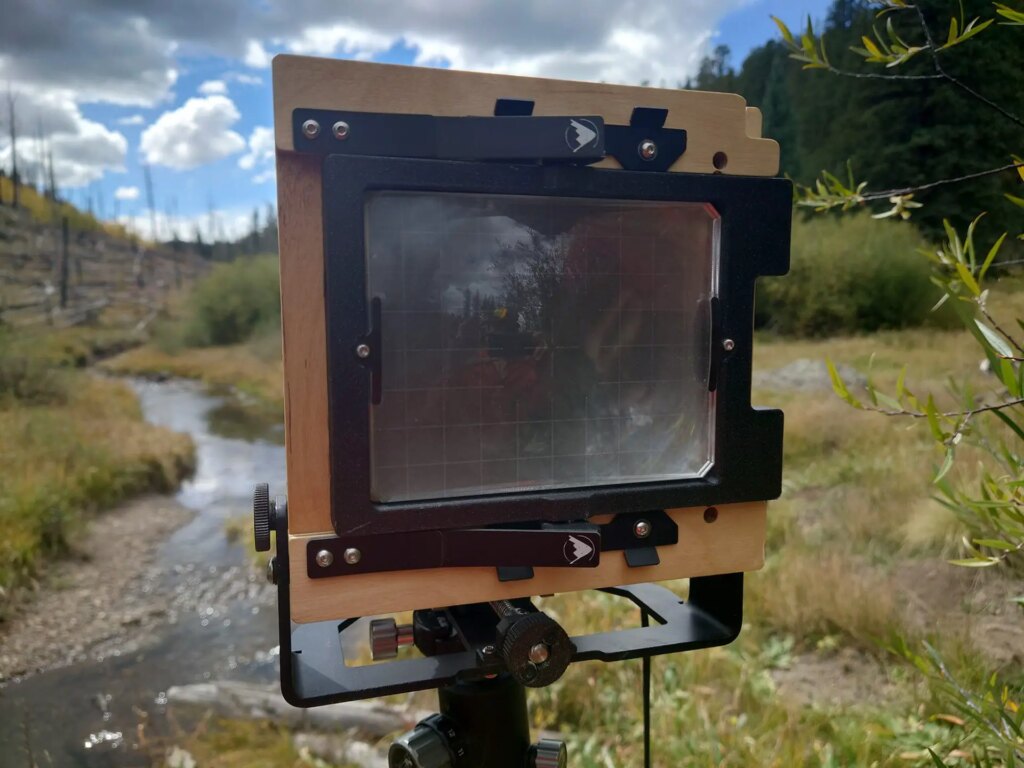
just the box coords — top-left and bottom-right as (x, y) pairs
(0, 495), (194, 681)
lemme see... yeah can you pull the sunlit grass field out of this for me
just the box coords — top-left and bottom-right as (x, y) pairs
(0, 328), (195, 611)
(156, 284), (1024, 767)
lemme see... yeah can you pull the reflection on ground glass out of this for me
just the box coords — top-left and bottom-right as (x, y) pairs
(365, 192), (719, 502)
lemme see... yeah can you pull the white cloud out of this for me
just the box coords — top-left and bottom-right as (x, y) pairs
(118, 114), (146, 126)
(239, 125), (275, 184)
(287, 24), (393, 60)
(114, 185), (140, 201)
(198, 79), (227, 95)
(0, 90), (126, 188)
(244, 39), (272, 68)
(227, 72), (263, 86)
(140, 95), (246, 170)
(117, 206), (257, 243)
(238, 126), (273, 167)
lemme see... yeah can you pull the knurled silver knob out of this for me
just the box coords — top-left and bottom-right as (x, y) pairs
(388, 725), (452, 768)
(370, 618), (414, 660)
(532, 738), (567, 768)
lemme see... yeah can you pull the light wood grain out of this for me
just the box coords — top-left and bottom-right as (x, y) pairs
(272, 55), (777, 615)
(275, 152), (329, 534)
(272, 55), (779, 176)
(287, 502), (766, 622)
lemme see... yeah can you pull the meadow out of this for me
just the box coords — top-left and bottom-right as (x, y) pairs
(105, 216), (1022, 767)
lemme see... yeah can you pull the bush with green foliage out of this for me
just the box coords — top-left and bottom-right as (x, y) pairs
(773, 1), (1024, 763)
(757, 213), (946, 336)
(182, 255), (280, 347)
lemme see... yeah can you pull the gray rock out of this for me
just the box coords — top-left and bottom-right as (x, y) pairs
(753, 358), (867, 393)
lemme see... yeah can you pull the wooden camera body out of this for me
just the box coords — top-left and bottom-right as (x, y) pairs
(270, 55), (789, 633)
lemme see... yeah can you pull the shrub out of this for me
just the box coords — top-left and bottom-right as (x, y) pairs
(183, 255), (280, 346)
(756, 213), (951, 337)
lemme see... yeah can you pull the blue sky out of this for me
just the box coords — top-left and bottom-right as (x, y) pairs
(1, 0), (834, 241)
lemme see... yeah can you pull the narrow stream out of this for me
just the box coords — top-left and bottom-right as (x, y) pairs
(0, 379), (287, 768)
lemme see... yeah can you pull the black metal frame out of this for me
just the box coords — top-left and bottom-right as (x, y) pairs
(322, 155), (790, 537)
(271, 505), (743, 707)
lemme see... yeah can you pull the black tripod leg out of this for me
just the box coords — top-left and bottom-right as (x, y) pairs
(438, 676), (531, 768)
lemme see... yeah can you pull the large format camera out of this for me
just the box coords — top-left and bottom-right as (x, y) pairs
(256, 55), (790, 768)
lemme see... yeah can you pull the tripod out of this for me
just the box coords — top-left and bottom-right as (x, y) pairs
(389, 674), (563, 768)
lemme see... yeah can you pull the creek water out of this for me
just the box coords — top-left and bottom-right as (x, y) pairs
(0, 379), (287, 768)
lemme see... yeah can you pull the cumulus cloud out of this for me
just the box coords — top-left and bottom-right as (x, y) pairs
(118, 114), (146, 126)
(0, 90), (126, 188)
(198, 79), (228, 95)
(118, 206), (257, 243)
(140, 95), (246, 170)
(238, 125), (275, 183)
(226, 72), (263, 86)
(114, 185), (140, 201)
(244, 39), (272, 68)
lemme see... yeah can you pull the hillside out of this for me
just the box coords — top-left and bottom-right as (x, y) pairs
(0, 198), (206, 331)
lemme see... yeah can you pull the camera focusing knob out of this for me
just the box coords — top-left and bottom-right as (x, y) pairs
(252, 483), (272, 552)
(498, 611), (574, 688)
(531, 738), (567, 768)
(388, 720), (454, 768)
(370, 618), (415, 660)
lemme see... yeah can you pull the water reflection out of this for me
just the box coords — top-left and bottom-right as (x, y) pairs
(0, 378), (286, 767)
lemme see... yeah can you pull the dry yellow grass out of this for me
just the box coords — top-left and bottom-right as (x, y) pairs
(0, 373), (194, 603)
(102, 338), (284, 414)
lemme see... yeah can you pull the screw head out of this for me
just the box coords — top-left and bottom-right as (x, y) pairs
(481, 644), (496, 656)
(638, 139), (658, 161)
(704, 507), (719, 524)
(343, 547), (362, 565)
(528, 643), (550, 664)
(355, 343), (371, 359)
(633, 519), (652, 539)
(301, 119), (320, 139)
(315, 549), (334, 568)
(332, 120), (351, 140)
(722, 338), (736, 352)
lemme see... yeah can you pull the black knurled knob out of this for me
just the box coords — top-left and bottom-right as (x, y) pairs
(499, 612), (574, 688)
(253, 483), (272, 552)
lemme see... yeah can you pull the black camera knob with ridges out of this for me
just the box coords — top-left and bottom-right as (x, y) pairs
(497, 611), (574, 688)
(253, 483), (272, 552)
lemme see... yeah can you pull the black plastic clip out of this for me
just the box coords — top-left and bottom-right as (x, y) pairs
(605, 107), (687, 172)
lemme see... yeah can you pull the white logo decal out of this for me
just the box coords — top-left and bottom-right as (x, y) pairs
(566, 119), (599, 153)
(564, 535), (596, 565)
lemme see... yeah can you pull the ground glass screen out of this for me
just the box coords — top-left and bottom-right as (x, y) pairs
(365, 192), (719, 503)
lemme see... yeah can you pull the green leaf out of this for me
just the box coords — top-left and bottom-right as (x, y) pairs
(1006, 193), (1024, 208)
(826, 358), (862, 408)
(935, 447), (956, 483)
(976, 319), (1016, 359)
(973, 538), (1017, 551)
(927, 748), (948, 768)
(979, 232), (1008, 281)
(771, 16), (796, 46)
(948, 557), (999, 567)
(991, 407), (1024, 443)
(926, 395), (947, 442)
(954, 261), (981, 296)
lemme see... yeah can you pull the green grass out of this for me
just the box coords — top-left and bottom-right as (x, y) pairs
(0, 331), (194, 610)
(101, 256), (284, 415)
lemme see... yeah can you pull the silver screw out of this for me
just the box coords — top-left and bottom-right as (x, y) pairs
(315, 549), (334, 568)
(343, 547), (362, 565)
(332, 120), (350, 140)
(301, 119), (320, 139)
(528, 643), (550, 664)
(355, 343), (371, 359)
(481, 644), (496, 656)
(633, 519), (651, 539)
(722, 338), (736, 352)
(638, 139), (658, 161)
